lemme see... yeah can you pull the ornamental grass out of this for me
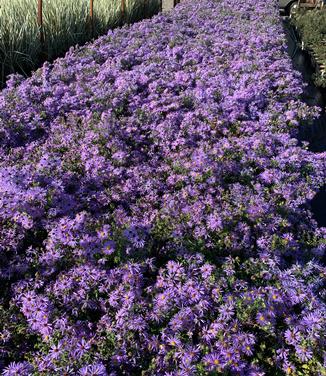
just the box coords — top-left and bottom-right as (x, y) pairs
(0, 0), (160, 87)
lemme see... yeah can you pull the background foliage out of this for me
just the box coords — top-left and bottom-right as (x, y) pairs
(292, 9), (326, 86)
(0, 0), (160, 87)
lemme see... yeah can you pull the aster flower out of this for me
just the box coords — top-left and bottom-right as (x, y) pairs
(284, 328), (301, 346)
(49, 341), (64, 360)
(203, 352), (225, 371)
(295, 345), (313, 362)
(256, 312), (270, 327)
(79, 363), (107, 376)
(200, 263), (214, 278)
(219, 303), (235, 321)
(166, 336), (181, 348)
(0, 0), (325, 374)
(73, 338), (92, 358)
(283, 362), (296, 375)
(102, 240), (115, 256)
(2, 362), (32, 376)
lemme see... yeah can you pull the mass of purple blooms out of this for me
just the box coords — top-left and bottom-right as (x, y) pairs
(0, 0), (325, 375)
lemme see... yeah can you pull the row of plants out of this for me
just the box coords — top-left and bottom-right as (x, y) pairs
(0, 0), (160, 88)
(0, 0), (325, 374)
(292, 8), (326, 86)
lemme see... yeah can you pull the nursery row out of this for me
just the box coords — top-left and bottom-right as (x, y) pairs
(0, 0), (325, 374)
(292, 8), (326, 86)
(0, 0), (160, 87)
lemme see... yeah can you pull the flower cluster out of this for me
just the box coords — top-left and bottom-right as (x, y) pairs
(0, 0), (325, 375)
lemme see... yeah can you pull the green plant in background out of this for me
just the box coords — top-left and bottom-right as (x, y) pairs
(0, 0), (160, 87)
(42, 0), (91, 60)
(292, 9), (326, 87)
(0, 0), (40, 80)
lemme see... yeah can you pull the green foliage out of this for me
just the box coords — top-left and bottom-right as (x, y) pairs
(292, 9), (326, 87)
(0, 304), (36, 365)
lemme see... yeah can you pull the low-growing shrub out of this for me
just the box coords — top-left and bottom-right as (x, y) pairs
(0, 0), (325, 374)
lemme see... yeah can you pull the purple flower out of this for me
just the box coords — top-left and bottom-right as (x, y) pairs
(49, 341), (63, 360)
(256, 312), (270, 327)
(73, 338), (92, 358)
(2, 362), (32, 376)
(284, 328), (301, 346)
(203, 352), (225, 371)
(0, 0), (325, 374)
(79, 363), (107, 376)
(102, 240), (115, 255)
(219, 303), (234, 321)
(295, 345), (313, 362)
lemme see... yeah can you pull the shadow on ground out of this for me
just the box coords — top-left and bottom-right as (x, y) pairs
(283, 19), (326, 227)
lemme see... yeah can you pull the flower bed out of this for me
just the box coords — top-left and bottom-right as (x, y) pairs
(0, 0), (325, 374)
